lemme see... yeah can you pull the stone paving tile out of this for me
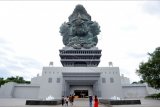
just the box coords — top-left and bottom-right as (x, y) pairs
(110, 98), (160, 107)
(0, 98), (106, 107)
(0, 98), (160, 107)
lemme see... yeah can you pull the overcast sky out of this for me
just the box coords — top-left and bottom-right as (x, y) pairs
(0, 1), (160, 83)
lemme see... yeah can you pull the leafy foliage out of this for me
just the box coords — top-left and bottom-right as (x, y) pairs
(0, 76), (30, 87)
(0, 78), (5, 87)
(136, 47), (160, 89)
(145, 93), (160, 99)
(131, 80), (145, 84)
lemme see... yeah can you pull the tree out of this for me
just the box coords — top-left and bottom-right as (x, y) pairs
(131, 80), (144, 84)
(132, 82), (138, 84)
(0, 78), (5, 87)
(136, 47), (160, 89)
(0, 76), (30, 87)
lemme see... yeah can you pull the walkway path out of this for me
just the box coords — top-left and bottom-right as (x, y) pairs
(0, 98), (160, 107)
(0, 98), (106, 107)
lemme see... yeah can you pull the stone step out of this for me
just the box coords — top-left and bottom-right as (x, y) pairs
(74, 98), (89, 101)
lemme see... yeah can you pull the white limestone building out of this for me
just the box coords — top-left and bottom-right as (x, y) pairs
(0, 64), (160, 99)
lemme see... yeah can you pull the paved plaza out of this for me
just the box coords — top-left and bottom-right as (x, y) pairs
(0, 98), (160, 107)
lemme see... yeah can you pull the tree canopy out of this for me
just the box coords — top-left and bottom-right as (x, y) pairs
(136, 47), (160, 89)
(0, 76), (30, 87)
(131, 80), (144, 84)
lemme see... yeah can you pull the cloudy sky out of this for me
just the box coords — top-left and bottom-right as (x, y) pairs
(0, 1), (160, 83)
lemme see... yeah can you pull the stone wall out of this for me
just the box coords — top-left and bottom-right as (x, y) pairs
(122, 84), (148, 98)
(13, 85), (40, 99)
(0, 82), (40, 99)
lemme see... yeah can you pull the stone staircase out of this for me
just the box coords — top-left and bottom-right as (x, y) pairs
(74, 98), (89, 101)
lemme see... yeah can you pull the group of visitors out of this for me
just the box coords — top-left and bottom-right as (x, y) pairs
(62, 95), (99, 107)
(61, 95), (74, 106)
(89, 95), (99, 107)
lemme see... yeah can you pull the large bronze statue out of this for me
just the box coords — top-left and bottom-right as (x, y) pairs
(60, 5), (101, 49)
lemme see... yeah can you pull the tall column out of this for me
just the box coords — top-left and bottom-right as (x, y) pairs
(62, 80), (66, 96)
(93, 80), (101, 97)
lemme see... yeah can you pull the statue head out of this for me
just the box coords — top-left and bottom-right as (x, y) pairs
(69, 4), (91, 22)
(60, 4), (100, 49)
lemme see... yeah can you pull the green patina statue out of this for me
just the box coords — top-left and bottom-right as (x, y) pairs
(60, 4), (101, 49)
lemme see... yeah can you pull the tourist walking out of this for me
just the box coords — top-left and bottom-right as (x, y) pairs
(89, 95), (93, 107)
(69, 94), (74, 106)
(94, 95), (98, 107)
(69, 95), (72, 106)
(72, 95), (74, 105)
(61, 96), (65, 106)
(71, 94), (74, 106)
(65, 96), (69, 106)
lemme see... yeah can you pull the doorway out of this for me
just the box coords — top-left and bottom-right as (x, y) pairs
(74, 90), (88, 98)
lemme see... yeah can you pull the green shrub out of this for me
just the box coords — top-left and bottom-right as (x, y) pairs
(145, 93), (160, 99)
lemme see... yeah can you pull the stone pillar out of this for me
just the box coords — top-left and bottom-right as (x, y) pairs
(66, 83), (70, 96)
(93, 80), (101, 97)
(97, 79), (101, 97)
(62, 80), (66, 96)
(93, 81), (98, 96)
(63, 81), (70, 96)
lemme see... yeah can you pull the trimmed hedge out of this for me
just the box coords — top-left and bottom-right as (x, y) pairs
(145, 93), (160, 99)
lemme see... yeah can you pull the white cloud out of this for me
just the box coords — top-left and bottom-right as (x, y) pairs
(143, 1), (160, 16)
(0, 1), (160, 83)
